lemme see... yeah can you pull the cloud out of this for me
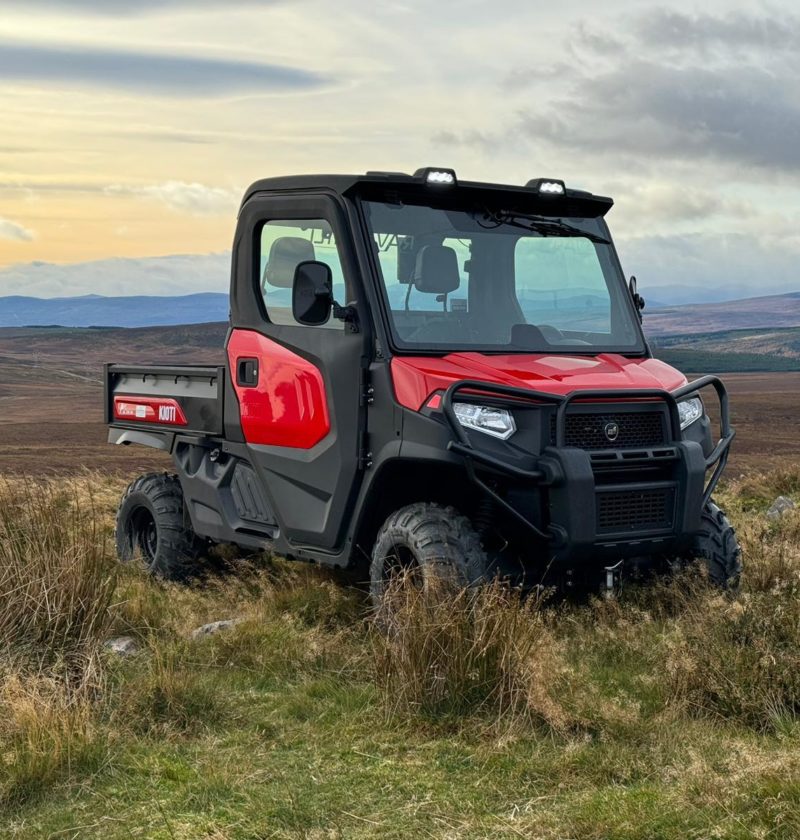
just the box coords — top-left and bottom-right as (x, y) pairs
(0, 41), (329, 96)
(572, 22), (624, 56)
(108, 129), (217, 145)
(432, 128), (496, 152)
(619, 230), (800, 298)
(435, 10), (800, 181)
(633, 9), (799, 53)
(105, 181), (240, 216)
(609, 183), (754, 225)
(5, 0), (284, 13)
(500, 9), (800, 176)
(0, 253), (230, 297)
(0, 217), (33, 241)
(519, 61), (800, 172)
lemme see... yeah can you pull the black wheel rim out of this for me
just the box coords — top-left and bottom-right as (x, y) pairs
(383, 542), (422, 589)
(128, 506), (158, 564)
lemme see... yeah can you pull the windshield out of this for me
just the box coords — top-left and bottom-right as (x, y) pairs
(362, 199), (644, 354)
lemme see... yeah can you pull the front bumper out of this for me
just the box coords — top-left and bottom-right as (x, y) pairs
(442, 375), (734, 562)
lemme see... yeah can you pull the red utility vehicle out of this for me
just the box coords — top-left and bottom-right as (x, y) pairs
(106, 168), (741, 597)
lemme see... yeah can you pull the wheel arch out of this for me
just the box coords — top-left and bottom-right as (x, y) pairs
(349, 456), (476, 574)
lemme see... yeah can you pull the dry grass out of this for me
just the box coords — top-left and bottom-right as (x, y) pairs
(0, 467), (799, 836)
(0, 671), (107, 807)
(0, 479), (116, 805)
(373, 577), (574, 731)
(0, 478), (116, 666)
(664, 583), (800, 730)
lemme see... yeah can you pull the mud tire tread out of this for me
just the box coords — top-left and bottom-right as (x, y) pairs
(369, 502), (489, 606)
(115, 472), (204, 581)
(690, 501), (742, 589)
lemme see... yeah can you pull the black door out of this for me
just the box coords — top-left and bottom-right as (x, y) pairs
(227, 193), (369, 554)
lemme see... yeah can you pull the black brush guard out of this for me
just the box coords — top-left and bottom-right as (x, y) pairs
(442, 375), (734, 547)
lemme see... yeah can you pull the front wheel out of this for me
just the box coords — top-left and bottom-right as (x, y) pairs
(115, 473), (205, 581)
(688, 501), (743, 588)
(369, 503), (489, 609)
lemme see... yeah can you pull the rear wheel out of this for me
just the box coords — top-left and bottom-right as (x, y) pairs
(688, 501), (742, 588)
(369, 502), (489, 609)
(115, 473), (205, 581)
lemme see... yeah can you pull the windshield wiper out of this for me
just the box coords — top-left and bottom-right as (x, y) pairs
(476, 210), (610, 244)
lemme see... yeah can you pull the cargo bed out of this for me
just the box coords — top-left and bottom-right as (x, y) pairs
(105, 364), (225, 448)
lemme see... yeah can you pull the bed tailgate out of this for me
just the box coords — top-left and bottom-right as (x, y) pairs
(105, 364), (226, 436)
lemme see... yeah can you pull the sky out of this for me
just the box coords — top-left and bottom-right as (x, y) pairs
(0, 0), (798, 299)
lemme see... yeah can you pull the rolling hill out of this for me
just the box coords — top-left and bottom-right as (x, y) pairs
(0, 293), (229, 328)
(0, 289), (797, 332)
(650, 327), (800, 373)
(643, 291), (800, 337)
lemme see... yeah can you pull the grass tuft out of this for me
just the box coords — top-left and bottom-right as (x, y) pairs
(664, 583), (800, 731)
(0, 478), (115, 667)
(0, 670), (107, 807)
(372, 577), (574, 731)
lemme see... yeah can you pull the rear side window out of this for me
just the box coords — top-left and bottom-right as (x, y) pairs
(259, 219), (346, 329)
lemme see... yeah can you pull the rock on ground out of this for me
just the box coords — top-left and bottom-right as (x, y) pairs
(191, 619), (242, 640)
(104, 636), (139, 656)
(767, 496), (796, 519)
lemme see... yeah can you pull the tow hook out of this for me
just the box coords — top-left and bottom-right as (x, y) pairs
(604, 560), (624, 597)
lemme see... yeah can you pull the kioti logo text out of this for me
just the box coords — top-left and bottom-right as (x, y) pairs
(159, 405), (178, 423)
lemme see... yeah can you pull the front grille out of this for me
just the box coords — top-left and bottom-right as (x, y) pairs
(596, 487), (675, 535)
(551, 410), (666, 450)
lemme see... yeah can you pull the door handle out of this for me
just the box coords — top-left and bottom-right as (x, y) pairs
(236, 358), (259, 387)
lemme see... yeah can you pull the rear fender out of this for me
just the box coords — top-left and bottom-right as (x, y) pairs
(108, 428), (174, 451)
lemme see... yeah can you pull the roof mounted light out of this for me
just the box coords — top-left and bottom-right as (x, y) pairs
(526, 178), (566, 196)
(415, 167), (457, 187)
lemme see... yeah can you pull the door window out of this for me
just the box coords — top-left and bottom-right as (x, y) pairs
(259, 219), (346, 329)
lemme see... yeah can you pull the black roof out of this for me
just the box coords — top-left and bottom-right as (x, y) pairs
(241, 171), (614, 217)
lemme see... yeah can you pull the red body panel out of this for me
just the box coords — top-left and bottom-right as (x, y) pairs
(113, 395), (187, 426)
(391, 353), (688, 411)
(227, 329), (330, 448)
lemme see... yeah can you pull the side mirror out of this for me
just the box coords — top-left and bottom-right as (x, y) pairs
(629, 275), (645, 319)
(292, 261), (333, 326)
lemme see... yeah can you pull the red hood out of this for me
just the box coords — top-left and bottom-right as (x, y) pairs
(391, 352), (688, 411)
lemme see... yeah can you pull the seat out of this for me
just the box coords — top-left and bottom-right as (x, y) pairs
(262, 236), (316, 293)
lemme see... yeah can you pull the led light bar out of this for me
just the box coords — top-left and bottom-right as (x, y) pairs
(525, 178), (566, 196)
(414, 167), (457, 187)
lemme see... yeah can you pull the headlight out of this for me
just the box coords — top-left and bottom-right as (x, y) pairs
(677, 397), (703, 430)
(453, 402), (516, 440)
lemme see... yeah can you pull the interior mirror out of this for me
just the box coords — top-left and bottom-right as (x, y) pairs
(292, 261), (333, 326)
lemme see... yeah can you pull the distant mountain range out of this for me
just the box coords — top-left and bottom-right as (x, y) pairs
(642, 291), (800, 337)
(0, 293), (228, 328)
(0, 290), (799, 334)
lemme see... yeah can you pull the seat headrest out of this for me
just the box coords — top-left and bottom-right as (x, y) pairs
(412, 245), (460, 294)
(263, 236), (316, 289)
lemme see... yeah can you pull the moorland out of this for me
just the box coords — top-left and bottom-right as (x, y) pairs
(0, 322), (799, 838)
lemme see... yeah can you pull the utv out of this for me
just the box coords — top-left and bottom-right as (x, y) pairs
(106, 167), (741, 598)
